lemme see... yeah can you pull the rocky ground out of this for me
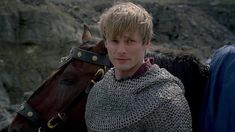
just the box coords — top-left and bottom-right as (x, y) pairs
(0, 0), (235, 131)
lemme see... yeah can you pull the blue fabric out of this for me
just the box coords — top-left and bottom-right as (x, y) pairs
(199, 44), (235, 132)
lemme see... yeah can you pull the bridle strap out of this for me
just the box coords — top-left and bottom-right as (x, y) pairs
(70, 48), (110, 66)
(17, 103), (42, 124)
(17, 103), (49, 131)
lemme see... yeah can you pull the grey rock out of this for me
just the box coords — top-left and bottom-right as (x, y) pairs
(0, 0), (82, 46)
(0, 107), (13, 131)
(0, 82), (10, 108)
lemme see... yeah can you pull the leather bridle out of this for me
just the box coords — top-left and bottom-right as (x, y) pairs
(17, 47), (110, 132)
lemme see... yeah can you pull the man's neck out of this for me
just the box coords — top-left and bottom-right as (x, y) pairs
(114, 58), (153, 80)
(114, 62), (144, 80)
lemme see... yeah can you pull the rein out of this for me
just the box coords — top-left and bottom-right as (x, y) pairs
(17, 47), (110, 132)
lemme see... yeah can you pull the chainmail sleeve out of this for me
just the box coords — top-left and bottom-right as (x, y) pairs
(142, 93), (192, 132)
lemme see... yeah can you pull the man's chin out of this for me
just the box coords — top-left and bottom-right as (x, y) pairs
(114, 66), (131, 72)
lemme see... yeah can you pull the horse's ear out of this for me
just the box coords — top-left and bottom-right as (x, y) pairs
(95, 40), (107, 54)
(82, 24), (92, 43)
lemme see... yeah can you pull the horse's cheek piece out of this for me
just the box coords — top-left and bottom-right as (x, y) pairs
(95, 68), (105, 78)
(91, 68), (105, 84)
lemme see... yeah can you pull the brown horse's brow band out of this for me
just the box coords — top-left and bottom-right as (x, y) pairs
(69, 48), (110, 66)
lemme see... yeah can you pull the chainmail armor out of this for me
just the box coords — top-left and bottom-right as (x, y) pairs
(85, 64), (192, 132)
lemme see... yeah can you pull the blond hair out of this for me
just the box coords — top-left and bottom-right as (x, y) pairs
(99, 2), (153, 44)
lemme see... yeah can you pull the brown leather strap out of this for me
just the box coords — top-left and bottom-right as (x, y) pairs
(70, 48), (110, 66)
(17, 103), (49, 130)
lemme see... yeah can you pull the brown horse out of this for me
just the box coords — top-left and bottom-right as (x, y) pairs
(8, 25), (110, 132)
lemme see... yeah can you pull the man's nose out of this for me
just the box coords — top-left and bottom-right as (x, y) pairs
(116, 43), (126, 54)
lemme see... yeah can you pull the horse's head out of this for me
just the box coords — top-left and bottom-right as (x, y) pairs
(8, 25), (110, 132)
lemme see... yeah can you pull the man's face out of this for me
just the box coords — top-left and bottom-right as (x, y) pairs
(105, 31), (149, 78)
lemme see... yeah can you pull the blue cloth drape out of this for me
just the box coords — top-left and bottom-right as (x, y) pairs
(199, 44), (235, 132)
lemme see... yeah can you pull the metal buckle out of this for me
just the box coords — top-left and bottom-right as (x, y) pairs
(58, 113), (67, 122)
(38, 127), (45, 132)
(47, 117), (59, 129)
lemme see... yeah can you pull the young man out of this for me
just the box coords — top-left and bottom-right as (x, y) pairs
(85, 2), (192, 131)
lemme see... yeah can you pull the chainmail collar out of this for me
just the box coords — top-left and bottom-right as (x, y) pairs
(85, 64), (184, 131)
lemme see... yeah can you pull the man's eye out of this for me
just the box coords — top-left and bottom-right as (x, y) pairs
(60, 79), (75, 86)
(111, 40), (118, 43)
(127, 40), (135, 44)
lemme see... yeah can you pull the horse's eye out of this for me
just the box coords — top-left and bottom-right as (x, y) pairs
(60, 79), (75, 86)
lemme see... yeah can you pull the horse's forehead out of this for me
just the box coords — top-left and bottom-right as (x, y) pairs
(79, 41), (96, 50)
(80, 40), (106, 54)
